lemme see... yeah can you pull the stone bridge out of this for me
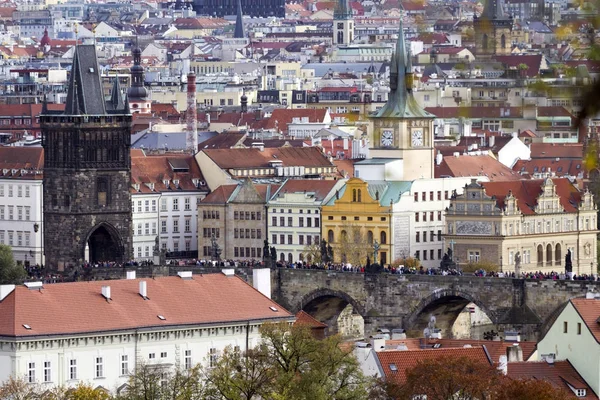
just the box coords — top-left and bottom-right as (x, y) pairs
(74, 266), (600, 340)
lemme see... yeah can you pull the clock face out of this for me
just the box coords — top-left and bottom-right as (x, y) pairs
(412, 130), (423, 147)
(381, 129), (393, 147)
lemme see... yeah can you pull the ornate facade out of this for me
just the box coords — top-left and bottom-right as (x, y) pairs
(445, 178), (597, 275)
(41, 45), (132, 269)
(474, 0), (513, 57)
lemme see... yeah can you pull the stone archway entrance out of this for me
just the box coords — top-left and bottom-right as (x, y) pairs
(85, 223), (124, 263)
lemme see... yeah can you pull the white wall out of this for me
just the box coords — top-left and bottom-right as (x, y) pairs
(355, 160), (403, 181)
(497, 136), (531, 168)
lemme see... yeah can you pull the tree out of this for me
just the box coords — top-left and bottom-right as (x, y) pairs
(337, 223), (370, 266)
(0, 244), (27, 284)
(391, 355), (500, 400)
(494, 377), (572, 400)
(65, 383), (112, 400)
(461, 260), (498, 273)
(0, 376), (66, 400)
(204, 322), (371, 400)
(302, 241), (322, 265)
(122, 363), (204, 400)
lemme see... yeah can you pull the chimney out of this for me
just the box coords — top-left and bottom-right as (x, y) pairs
(504, 330), (521, 342)
(139, 281), (148, 298)
(126, 270), (136, 280)
(542, 353), (555, 365)
(453, 152), (460, 158)
(489, 135), (495, 148)
(498, 355), (508, 375)
(177, 271), (193, 280)
(506, 343), (523, 362)
(222, 268), (235, 276)
(586, 292), (596, 299)
(253, 268), (272, 298)
(343, 137), (349, 150)
(101, 286), (111, 300)
(186, 72), (198, 154)
(0, 284), (16, 301)
(370, 336), (386, 352)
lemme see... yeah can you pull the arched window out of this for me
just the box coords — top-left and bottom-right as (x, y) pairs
(367, 230), (374, 244)
(341, 230), (347, 242)
(357, 189), (362, 202)
(546, 244), (553, 264)
(482, 33), (489, 50)
(501, 34), (506, 49)
(288, 253), (293, 264)
(280, 253), (285, 262)
(299, 253), (304, 261)
(380, 231), (387, 244)
(328, 229), (334, 243)
(555, 243), (562, 265)
(537, 244), (543, 266)
(353, 189), (357, 202)
(337, 31), (344, 44)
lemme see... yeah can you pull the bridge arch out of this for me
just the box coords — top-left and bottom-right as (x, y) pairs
(405, 288), (496, 338)
(297, 288), (366, 338)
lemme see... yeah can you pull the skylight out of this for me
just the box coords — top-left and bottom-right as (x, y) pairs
(389, 364), (398, 372)
(269, 306), (278, 312)
(157, 315), (166, 320)
(23, 324), (31, 330)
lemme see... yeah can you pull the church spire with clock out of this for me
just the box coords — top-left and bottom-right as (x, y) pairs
(368, 19), (436, 180)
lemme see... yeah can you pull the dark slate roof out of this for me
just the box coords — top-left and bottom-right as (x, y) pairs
(233, 0), (245, 39)
(64, 45), (107, 115)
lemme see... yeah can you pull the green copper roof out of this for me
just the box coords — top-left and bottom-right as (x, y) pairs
(373, 20), (434, 120)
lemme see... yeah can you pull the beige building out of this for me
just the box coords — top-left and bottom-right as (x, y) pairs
(445, 178), (597, 275)
(197, 179), (279, 261)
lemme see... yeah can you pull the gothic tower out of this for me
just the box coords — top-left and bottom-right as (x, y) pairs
(333, 0), (353, 45)
(127, 42), (150, 114)
(474, 0), (513, 57)
(41, 45), (133, 270)
(369, 20), (436, 180)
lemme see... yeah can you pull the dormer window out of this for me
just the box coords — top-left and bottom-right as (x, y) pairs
(173, 179), (180, 188)
(133, 184), (140, 191)
(163, 179), (169, 187)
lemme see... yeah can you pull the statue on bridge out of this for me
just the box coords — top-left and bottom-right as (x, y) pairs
(270, 246), (277, 263)
(210, 234), (222, 263)
(439, 247), (457, 271)
(514, 251), (521, 277)
(366, 240), (383, 274)
(263, 239), (273, 268)
(565, 249), (573, 278)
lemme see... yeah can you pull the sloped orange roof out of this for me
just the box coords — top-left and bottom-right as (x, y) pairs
(530, 143), (583, 159)
(295, 310), (327, 328)
(507, 360), (596, 399)
(481, 178), (582, 215)
(425, 338), (537, 363)
(130, 152), (207, 193)
(264, 109), (328, 133)
(0, 274), (293, 337)
(377, 347), (491, 385)
(571, 298), (600, 344)
(202, 147), (333, 169)
(435, 154), (521, 181)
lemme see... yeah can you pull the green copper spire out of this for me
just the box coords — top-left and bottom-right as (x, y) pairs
(374, 19), (433, 119)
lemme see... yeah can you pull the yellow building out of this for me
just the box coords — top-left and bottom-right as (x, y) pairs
(321, 178), (392, 265)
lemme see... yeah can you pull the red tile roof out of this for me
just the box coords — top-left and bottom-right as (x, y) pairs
(199, 133), (246, 150)
(494, 55), (544, 78)
(273, 179), (339, 202)
(481, 178), (582, 215)
(0, 274), (294, 337)
(530, 143), (583, 159)
(507, 360), (596, 399)
(377, 347), (492, 385)
(0, 147), (44, 180)
(202, 147), (334, 170)
(130, 151), (207, 193)
(201, 182), (280, 204)
(425, 339), (537, 363)
(513, 159), (583, 178)
(435, 154), (521, 181)
(294, 310), (327, 328)
(570, 298), (600, 344)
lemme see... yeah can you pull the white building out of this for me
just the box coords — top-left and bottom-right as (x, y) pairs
(267, 179), (345, 263)
(0, 270), (293, 393)
(0, 148), (44, 266)
(131, 151), (208, 261)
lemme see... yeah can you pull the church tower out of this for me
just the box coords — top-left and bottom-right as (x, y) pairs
(474, 0), (513, 57)
(127, 42), (150, 114)
(333, 0), (353, 45)
(41, 45), (133, 270)
(369, 20), (436, 180)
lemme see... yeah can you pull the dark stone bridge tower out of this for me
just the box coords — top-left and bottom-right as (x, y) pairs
(41, 45), (132, 270)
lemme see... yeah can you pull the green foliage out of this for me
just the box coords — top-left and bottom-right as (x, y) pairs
(121, 363), (204, 400)
(391, 257), (420, 269)
(461, 260), (498, 273)
(0, 244), (27, 285)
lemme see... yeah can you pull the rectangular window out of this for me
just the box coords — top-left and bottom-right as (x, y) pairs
(437, 230), (441, 241)
(161, 352), (167, 358)
(185, 197), (191, 211)
(299, 217), (304, 227)
(430, 231), (434, 241)
(69, 359), (77, 380)
(161, 220), (167, 233)
(25, 207), (30, 221)
(272, 216), (277, 226)
(288, 235), (293, 245)
(145, 200), (149, 212)
(414, 192), (418, 202)
(173, 220), (179, 233)
(430, 249), (434, 260)
(423, 212), (427, 222)
(288, 217), (293, 227)
(28, 362), (35, 383)
(280, 217), (285, 226)
(415, 213), (419, 222)
(152, 200), (156, 212)
(145, 223), (150, 235)
(138, 201), (142, 213)
(422, 192), (426, 201)
(149, 353), (155, 359)
(315, 218), (319, 227)
(445, 191), (449, 200)
(209, 348), (218, 368)
(185, 218), (191, 233)
(185, 350), (192, 370)
(438, 249), (442, 259)
(121, 355), (128, 375)
(272, 234), (277, 244)
(563, 321), (568, 333)
(577, 322), (582, 335)
(468, 251), (480, 263)
(299, 235), (304, 245)
(416, 232), (420, 242)
(17, 206), (22, 220)
(44, 361), (51, 382)
(0, 185), (4, 197)
(430, 191), (434, 201)
(8, 185), (12, 197)
(257, 229), (262, 239)
(25, 232), (30, 247)
(173, 198), (179, 211)
(95, 357), (103, 378)
(423, 231), (427, 242)
(437, 191), (441, 200)
(415, 250), (420, 260)
(17, 186), (22, 197)
(280, 234), (285, 244)
(161, 198), (167, 211)
(424, 251), (428, 260)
